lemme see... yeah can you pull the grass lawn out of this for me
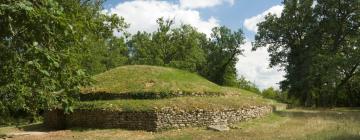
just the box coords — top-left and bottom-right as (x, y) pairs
(2, 108), (360, 140)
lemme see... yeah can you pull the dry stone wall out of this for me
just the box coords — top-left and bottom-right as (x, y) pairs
(43, 109), (66, 129)
(155, 105), (272, 131)
(44, 105), (273, 131)
(66, 110), (158, 131)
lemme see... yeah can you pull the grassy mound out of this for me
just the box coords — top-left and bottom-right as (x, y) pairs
(78, 65), (275, 110)
(81, 65), (228, 98)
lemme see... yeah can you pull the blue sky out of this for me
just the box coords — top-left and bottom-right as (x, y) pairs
(104, 0), (282, 39)
(102, 0), (285, 89)
(197, 0), (282, 39)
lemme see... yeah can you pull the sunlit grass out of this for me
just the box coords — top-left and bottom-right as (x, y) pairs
(81, 65), (224, 95)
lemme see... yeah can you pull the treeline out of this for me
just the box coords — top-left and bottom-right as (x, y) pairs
(236, 77), (288, 104)
(255, 0), (360, 107)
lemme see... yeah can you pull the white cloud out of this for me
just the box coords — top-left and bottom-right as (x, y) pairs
(243, 5), (284, 33)
(236, 40), (285, 89)
(105, 1), (219, 36)
(240, 5), (286, 89)
(180, 0), (234, 9)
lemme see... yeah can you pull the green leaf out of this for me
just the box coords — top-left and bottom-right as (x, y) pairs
(27, 61), (34, 65)
(53, 61), (60, 68)
(40, 70), (50, 76)
(32, 41), (38, 46)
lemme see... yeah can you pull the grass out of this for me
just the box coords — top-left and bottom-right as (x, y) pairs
(2, 108), (360, 140)
(76, 95), (272, 111)
(81, 65), (226, 96)
(0, 126), (19, 138)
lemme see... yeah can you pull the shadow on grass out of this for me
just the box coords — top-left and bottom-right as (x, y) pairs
(20, 123), (54, 132)
(67, 127), (112, 132)
(19, 123), (112, 132)
(329, 134), (360, 140)
(19, 123), (145, 133)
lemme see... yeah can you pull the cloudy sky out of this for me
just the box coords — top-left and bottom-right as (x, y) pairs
(103, 0), (285, 89)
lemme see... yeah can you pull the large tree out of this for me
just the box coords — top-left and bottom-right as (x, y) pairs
(201, 26), (245, 86)
(0, 0), (127, 122)
(254, 0), (360, 106)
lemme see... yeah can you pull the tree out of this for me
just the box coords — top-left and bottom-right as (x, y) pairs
(254, 0), (360, 106)
(261, 87), (288, 102)
(313, 0), (360, 106)
(236, 76), (261, 94)
(167, 24), (207, 72)
(74, 9), (129, 75)
(201, 26), (245, 86)
(0, 0), (127, 123)
(79, 35), (129, 75)
(129, 18), (207, 72)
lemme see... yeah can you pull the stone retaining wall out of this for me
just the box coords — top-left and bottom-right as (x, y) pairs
(44, 105), (272, 131)
(155, 105), (272, 131)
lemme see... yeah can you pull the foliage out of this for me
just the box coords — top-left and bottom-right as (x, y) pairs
(235, 76), (261, 94)
(254, 0), (360, 107)
(261, 87), (288, 103)
(77, 15), (129, 75)
(0, 0), (126, 122)
(200, 26), (245, 86)
(129, 18), (207, 72)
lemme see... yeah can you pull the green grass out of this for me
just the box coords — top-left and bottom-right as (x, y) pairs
(76, 95), (272, 111)
(81, 65), (225, 96)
